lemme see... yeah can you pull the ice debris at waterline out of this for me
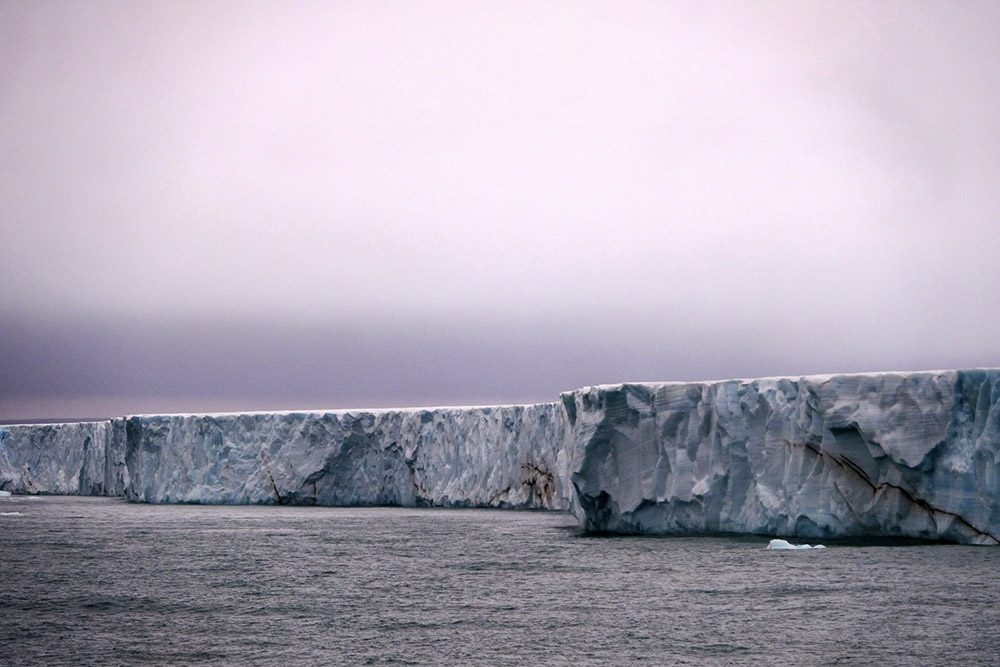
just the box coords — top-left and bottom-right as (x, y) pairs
(2, 369), (1000, 544)
(767, 539), (825, 550)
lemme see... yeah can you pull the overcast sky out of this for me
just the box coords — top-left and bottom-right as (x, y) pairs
(2, 1), (999, 420)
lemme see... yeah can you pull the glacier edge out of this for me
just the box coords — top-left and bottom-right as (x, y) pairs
(2, 369), (999, 544)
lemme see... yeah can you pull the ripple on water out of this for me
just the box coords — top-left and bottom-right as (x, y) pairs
(0, 498), (998, 665)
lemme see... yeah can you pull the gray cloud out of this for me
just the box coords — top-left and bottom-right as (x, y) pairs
(2, 1), (999, 420)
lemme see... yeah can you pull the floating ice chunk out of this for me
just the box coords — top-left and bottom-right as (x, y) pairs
(0, 490), (11, 497)
(767, 538), (825, 550)
(0, 511), (23, 516)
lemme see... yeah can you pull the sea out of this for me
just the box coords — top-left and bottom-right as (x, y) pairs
(1, 496), (998, 666)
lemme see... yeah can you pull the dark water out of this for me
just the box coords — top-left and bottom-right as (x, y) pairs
(1, 497), (999, 666)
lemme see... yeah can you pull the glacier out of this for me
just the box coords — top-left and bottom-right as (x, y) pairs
(123, 404), (571, 509)
(568, 370), (1000, 545)
(0, 419), (127, 496)
(2, 369), (1000, 544)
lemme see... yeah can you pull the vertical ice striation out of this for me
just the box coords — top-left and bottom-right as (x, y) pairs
(565, 370), (1000, 545)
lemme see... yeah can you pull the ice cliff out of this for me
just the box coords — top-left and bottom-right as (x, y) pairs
(3, 369), (1000, 544)
(567, 370), (1000, 545)
(0, 419), (127, 496)
(124, 404), (571, 509)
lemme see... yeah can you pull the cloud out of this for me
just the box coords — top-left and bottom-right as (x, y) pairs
(1, 1), (998, 418)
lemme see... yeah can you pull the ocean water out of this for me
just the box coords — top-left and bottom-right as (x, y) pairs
(1, 497), (998, 666)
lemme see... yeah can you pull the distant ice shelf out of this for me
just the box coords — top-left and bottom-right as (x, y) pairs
(0, 419), (126, 496)
(2, 369), (1000, 544)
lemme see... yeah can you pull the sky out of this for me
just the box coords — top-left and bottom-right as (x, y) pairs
(2, 0), (999, 421)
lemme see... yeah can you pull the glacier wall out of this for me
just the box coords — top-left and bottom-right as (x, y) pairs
(0, 419), (127, 496)
(124, 404), (573, 509)
(566, 370), (1000, 545)
(4, 369), (1000, 544)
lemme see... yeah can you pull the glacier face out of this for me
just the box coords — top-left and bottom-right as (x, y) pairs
(124, 404), (573, 510)
(4, 369), (1000, 544)
(0, 419), (127, 496)
(566, 370), (1000, 545)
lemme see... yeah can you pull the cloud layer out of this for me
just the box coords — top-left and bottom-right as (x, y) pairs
(2, 1), (999, 419)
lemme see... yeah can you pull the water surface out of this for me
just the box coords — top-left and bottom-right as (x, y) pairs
(1, 496), (998, 665)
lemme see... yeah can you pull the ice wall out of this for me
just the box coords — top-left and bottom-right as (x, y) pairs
(5, 369), (1000, 544)
(566, 370), (1000, 545)
(124, 404), (573, 509)
(0, 419), (127, 495)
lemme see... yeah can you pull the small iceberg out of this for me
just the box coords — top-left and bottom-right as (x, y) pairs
(0, 511), (23, 516)
(767, 538), (825, 550)
(0, 490), (11, 497)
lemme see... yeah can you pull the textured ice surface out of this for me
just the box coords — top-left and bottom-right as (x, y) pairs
(0, 420), (127, 495)
(567, 369), (1000, 545)
(5, 369), (1000, 544)
(767, 539), (825, 550)
(124, 404), (572, 509)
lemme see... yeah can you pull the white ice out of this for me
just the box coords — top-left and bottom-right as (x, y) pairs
(767, 539), (825, 550)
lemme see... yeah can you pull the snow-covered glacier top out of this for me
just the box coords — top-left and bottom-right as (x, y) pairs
(3, 369), (1000, 544)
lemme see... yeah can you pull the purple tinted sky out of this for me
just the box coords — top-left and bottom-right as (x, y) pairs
(2, 1), (999, 420)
